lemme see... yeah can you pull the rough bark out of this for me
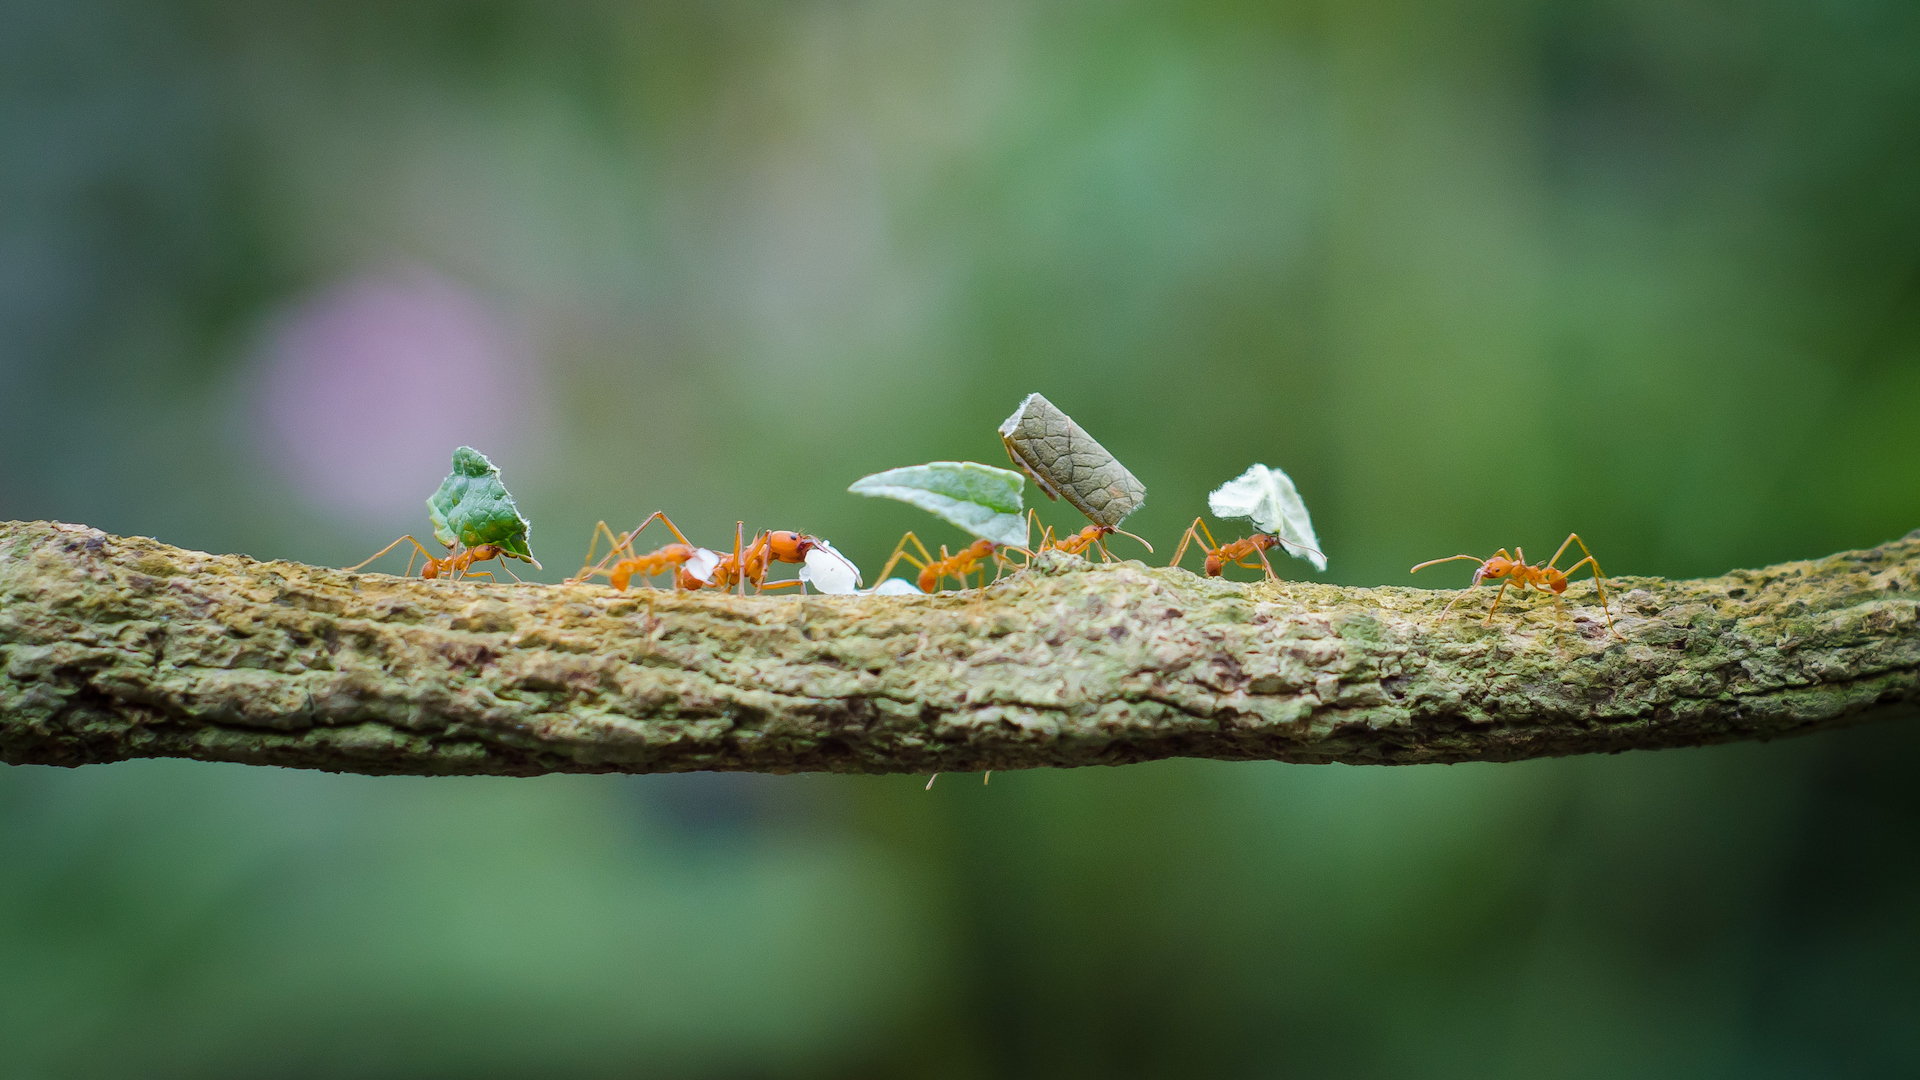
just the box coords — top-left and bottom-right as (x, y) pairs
(2, 520), (1916, 775)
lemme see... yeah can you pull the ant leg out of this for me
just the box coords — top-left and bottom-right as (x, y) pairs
(1557, 555), (1616, 635)
(1168, 518), (1216, 570)
(617, 513), (701, 589)
(1253, 542), (1279, 582)
(1005, 511), (1040, 567)
(1193, 519), (1224, 565)
(925, 774), (939, 791)
(581, 517), (653, 581)
(735, 522), (746, 598)
(636, 511), (697, 549)
(347, 535), (436, 574)
(873, 532), (935, 586)
(744, 532), (780, 594)
(1481, 580), (1513, 625)
(990, 548), (1011, 585)
(575, 520), (631, 582)
(1545, 533), (1615, 633)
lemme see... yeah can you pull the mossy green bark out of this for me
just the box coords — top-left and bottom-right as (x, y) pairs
(2, 520), (1915, 775)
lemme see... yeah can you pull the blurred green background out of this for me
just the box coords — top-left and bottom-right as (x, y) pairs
(3, 0), (1918, 1076)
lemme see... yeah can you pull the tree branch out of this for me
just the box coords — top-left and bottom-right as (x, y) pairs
(3, 520), (1916, 775)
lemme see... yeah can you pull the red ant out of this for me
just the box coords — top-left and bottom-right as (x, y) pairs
(873, 534), (1009, 593)
(1166, 518), (1317, 581)
(708, 525), (823, 594)
(1410, 533), (1616, 634)
(574, 517), (852, 595)
(347, 536), (532, 582)
(570, 512), (714, 591)
(1031, 519), (1154, 562)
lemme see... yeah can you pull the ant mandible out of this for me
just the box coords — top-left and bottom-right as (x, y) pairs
(873, 533), (1008, 593)
(347, 536), (525, 583)
(1166, 518), (1315, 581)
(1410, 533), (1617, 635)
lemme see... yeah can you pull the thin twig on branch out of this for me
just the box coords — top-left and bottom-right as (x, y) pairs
(2, 520), (1916, 775)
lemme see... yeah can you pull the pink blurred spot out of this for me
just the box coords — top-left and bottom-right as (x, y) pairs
(250, 268), (542, 522)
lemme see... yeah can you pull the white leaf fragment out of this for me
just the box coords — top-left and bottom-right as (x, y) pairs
(684, 547), (722, 584)
(798, 540), (862, 595)
(1207, 464), (1327, 572)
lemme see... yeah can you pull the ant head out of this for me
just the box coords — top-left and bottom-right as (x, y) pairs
(1473, 556), (1512, 584)
(1204, 552), (1224, 576)
(767, 531), (816, 562)
(968, 538), (997, 557)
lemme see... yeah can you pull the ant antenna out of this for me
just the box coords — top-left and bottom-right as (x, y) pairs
(1410, 554), (1487, 575)
(1274, 534), (1320, 557)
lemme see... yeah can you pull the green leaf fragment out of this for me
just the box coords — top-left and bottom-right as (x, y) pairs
(848, 461), (1029, 547)
(426, 446), (539, 565)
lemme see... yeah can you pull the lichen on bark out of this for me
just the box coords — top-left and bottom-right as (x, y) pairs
(2, 520), (1915, 776)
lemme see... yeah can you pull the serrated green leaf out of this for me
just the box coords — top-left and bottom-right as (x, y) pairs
(425, 446), (538, 565)
(848, 461), (1028, 547)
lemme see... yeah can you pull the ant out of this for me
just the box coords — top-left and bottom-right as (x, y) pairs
(347, 536), (531, 582)
(572, 516), (855, 595)
(570, 512), (716, 591)
(701, 523), (860, 595)
(1410, 533), (1616, 634)
(1031, 519), (1154, 562)
(1166, 518), (1316, 581)
(873, 534), (1010, 593)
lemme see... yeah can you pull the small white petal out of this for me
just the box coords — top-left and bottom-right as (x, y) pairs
(800, 545), (861, 594)
(812, 539), (861, 585)
(1206, 464), (1327, 572)
(685, 548), (722, 583)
